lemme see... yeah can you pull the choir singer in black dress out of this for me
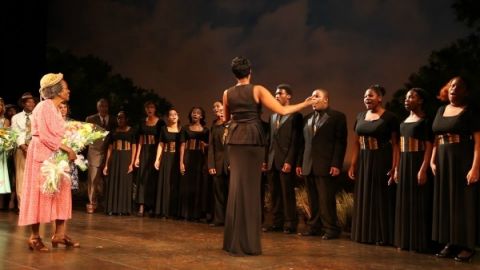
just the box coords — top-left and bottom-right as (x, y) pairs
(430, 77), (480, 262)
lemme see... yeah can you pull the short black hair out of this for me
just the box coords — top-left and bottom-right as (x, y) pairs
(276, 84), (292, 95)
(368, 84), (386, 96)
(231, 56), (251, 79)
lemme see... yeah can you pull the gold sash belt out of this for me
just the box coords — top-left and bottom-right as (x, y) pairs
(113, 140), (131, 150)
(436, 133), (471, 145)
(359, 136), (379, 150)
(400, 137), (425, 152)
(163, 142), (176, 153)
(142, 134), (156, 145)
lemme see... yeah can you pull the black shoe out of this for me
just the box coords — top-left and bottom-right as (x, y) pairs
(262, 225), (283, 232)
(436, 244), (456, 258)
(283, 228), (297, 234)
(298, 230), (320, 236)
(209, 223), (224, 227)
(454, 249), (475, 262)
(321, 234), (338, 240)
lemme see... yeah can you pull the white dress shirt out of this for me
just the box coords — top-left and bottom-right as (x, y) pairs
(11, 110), (34, 146)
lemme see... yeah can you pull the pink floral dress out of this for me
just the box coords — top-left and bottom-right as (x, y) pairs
(18, 99), (70, 226)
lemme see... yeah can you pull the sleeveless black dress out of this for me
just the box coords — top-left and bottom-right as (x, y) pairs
(223, 84), (266, 256)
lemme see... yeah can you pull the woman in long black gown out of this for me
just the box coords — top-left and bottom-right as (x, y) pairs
(348, 85), (400, 246)
(393, 88), (433, 252)
(179, 107), (209, 221)
(134, 101), (164, 216)
(430, 76), (480, 262)
(153, 109), (181, 218)
(103, 111), (136, 215)
(222, 57), (316, 256)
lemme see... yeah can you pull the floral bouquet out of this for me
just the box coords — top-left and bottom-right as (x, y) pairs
(41, 121), (109, 195)
(0, 128), (18, 153)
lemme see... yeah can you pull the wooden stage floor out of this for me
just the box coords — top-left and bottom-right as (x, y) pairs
(0, 210), (478, 270)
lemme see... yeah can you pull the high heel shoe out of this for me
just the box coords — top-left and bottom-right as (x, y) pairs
(454, 249), (475, 262)
(51, 235), (80, 248)
(28, 237), (49, 252)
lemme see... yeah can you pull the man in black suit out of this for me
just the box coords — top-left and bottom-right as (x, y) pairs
(263, 84), (302, 234)
(85, 98), (116, 213)
(296, 89), (347, 239)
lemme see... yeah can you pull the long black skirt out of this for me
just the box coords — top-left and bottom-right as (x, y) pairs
(179, 150), (205, 220)
(154, 152), (179, 217)
(105, 150), (133, 214)
(394, 151), (432, 252)
(432, 141), (478, 249)
(137, 144), (158, 206)
(351, 146), (396, 245)
(223, 145), (263, 256)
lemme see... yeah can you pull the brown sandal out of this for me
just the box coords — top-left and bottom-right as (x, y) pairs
(28, 237), (49, 252)
(51, 235), (80, 248)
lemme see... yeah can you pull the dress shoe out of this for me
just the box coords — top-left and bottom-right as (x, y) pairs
(262, 225), (283, 232)
(28, 237), (49, 252)
(321, 234), (338, 240)
(436, 244), (456, 258)
(454, 249), (475, 262)
(283, 228), (297, 234)
(298, 230), (320, 236)
(51, 235), (80, 248)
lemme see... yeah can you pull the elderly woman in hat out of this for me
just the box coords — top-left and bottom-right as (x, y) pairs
(18, 73), (78, 252)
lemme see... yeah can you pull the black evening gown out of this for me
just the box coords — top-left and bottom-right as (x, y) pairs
(153, 126), (181, 217)
(351, 110), (399, 245)
(178, 126), (209, 220)
(223, 84), (266, 256)
(394, 119), (433, 252)
(431, 105), (479, 249)
(136, 120), (163, 207)
(105, 128), (136, 214)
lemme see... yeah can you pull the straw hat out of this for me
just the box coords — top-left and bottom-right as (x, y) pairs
(39, 73), (63, 91)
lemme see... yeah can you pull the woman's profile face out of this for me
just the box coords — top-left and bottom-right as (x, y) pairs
(448, 78), (466, 105)
(363, 89), (381, 110)
(212, 102), (223, 118)
(404, 90), (422, 112)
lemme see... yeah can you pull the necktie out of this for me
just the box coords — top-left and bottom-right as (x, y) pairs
(25, 113), (32, 144)
(275, 114), (282, 129)
(101, 117), (106, 128)
(312, 112), (319, 135)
